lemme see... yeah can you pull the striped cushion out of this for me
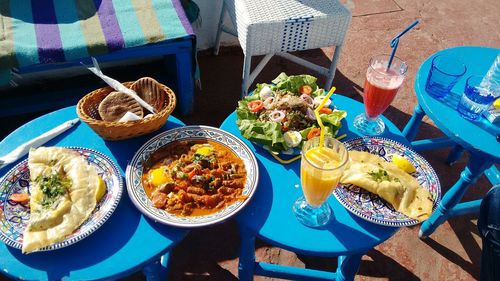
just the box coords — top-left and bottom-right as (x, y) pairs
(0, 0), (193, 71)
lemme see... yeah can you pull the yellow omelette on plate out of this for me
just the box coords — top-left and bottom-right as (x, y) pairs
(23, 147), (102, 253)
(340, 151), (433, 221)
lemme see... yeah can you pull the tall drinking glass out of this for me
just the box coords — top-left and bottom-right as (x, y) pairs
(354, 54), (408, 135)
(293, 136), (349, 227)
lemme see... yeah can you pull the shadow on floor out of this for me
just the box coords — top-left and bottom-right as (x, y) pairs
(422, 215), (482, 279)
(167, 220), (240, 281)
(359, 249), (421, 281)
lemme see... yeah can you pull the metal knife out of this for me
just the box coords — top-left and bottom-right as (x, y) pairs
(0, 118), (80, 169)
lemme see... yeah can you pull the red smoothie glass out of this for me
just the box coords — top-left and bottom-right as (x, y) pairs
(354, 54), (408, 135)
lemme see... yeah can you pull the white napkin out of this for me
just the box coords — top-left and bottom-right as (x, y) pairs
(0, 118), (80, 169)
(83, 57), (157, 114)
(118, 111), (142, 122)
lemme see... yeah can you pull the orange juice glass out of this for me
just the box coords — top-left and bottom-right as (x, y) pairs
(293, 136), (349, 227)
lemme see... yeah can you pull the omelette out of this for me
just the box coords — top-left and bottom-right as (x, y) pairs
(340, 151), (433, 221)
(22, 147), (101, 253)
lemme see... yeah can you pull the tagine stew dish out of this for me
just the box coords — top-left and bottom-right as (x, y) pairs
(142, 140), (247, 217)
(126, 126), (259, 228)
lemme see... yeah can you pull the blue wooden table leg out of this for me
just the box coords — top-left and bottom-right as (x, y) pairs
(238, 224), (256, 281)
(448, 199), (482, 217)
(419, 153), (493, 238)
(402, 103), (425, 142)
(142, 252), (170, 281)
(175, 48), (195, 115)
(446, 144), (465, 166)
(336, 253), (364, 281)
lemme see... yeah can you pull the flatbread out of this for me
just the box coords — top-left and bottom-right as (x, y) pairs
(22, 147), (100, 253)
(98, 91), (144, 122)
(131, 77), (165, 112)
(340, 151), (433, 221)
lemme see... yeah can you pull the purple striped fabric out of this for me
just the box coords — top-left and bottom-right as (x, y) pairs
(94, 0), (124, 52)
(1, 0), (193, 78)
(171, 0), (193, 35)
(31, 0), (65, 63)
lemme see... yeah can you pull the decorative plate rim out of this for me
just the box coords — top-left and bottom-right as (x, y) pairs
(126, 125), (259, 228)
(0, 147), (123, 251)
(333, 137), (441, 227)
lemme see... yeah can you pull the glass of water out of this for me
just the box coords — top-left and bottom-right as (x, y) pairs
(425, 54), (467, 99)
(457, 75), (497, 121)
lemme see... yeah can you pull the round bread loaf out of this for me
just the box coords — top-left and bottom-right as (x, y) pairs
(98, 91), (144, 122)
(131, 77), (165, 112)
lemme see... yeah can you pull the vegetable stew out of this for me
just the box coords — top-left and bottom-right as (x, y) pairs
(142, 140), (247, 216)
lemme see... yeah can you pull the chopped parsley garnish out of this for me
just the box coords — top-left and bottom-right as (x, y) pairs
(192, 153), (216, 164)
(368, 169), (400, 183)
(35, 174), (71, 207)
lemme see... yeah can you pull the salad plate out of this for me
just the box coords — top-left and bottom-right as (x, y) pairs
(236, 73), (347, 156)
(0, 147), (123, 251)
(126, 125), (259, 228)
(333, 137), (441, 227)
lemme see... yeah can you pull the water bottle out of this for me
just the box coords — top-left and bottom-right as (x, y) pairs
(480, 54), (500, 97)
(480, 54), (500, 124)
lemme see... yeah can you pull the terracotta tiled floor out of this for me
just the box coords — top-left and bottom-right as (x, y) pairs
(1, 0), (499, 280)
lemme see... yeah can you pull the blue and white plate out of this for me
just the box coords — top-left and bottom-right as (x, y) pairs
(0, 147), (123, 251)
(333, 137), (441, 227)
(126, 125), (259, 228)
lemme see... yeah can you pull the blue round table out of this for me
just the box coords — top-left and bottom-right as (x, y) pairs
(0, 107), (188, 281)
(221, 94), (407, 281)
(402, 46), (500, 238)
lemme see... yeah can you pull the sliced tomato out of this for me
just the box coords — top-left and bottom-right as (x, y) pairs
(299, 85), (313, 95)
(247, 100), (264, 112)
(318, 107), (333, 114)
(9, 193), (30, 204)
(281, 118), (289, 132)
(307, 128), (321, 140)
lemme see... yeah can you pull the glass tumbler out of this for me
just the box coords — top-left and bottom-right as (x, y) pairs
(425, 54), (467, 99)
(457, 75), (497, 121)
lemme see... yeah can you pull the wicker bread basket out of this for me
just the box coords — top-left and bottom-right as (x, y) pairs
(77, 77), (176, 140)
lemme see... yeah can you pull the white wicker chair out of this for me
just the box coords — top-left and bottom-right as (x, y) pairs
(214, 0), (351, 97)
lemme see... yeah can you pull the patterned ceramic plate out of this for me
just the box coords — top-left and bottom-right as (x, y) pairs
(126, 125), (259, 228)
(0, 147), (123, 251)
(333, 137), (441, 227)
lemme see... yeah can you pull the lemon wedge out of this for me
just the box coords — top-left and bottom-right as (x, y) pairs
(493, 98), (500, 110)
(96, 176), (107, 202)
(391, 155), (416, 174)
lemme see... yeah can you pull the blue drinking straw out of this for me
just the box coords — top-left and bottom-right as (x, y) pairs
(387, 20), (419, 71)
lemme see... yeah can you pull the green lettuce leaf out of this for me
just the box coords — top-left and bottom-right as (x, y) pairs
(312, 87), (325, 97)
(271, 72), (319, 95)
(254, 83), (276, 97)
(320, 110), (347, 136)
(237, 119), (287, 153)
(236, 108), (257, 121)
